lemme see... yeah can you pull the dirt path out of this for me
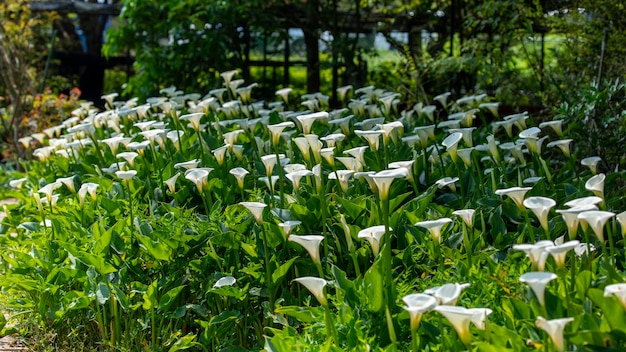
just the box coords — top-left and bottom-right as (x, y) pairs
(0, 336), (25, 351)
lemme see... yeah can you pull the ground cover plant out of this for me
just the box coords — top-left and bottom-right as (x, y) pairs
(1, 71), (626, 351)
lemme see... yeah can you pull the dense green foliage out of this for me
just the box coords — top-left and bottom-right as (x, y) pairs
(1, 73), (626, 350)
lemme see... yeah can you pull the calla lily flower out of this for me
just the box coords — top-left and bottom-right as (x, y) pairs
(9, 178), (28, 190)
(180, 112), (204, 131)
(278, 220), (301, 238)
(415, 218), (453, 245)
(564, 196), (603, 208)
(535, 316), (574, 352)
(545, 239), (580, 268)
(164, 173), (180, 193)
(433, 92), (451, 109)
(585, 173), (605, 199)
(56, 176), (76, 193)
(289, 235), (324, 265)
(402, 293), (438, 331)
(259, 176), (279, 192)
(239, 201), (267, 225)
(229, 167), (249, 189)
(434, 305), (475, 346)
(285, 169), (313, 192)
(512, 241), (554, 271)
(581, 156), (601, 174)
(357, 225), (387, 256)
(616, 211), (626, 237)
(275, 87), (292, 103)
(294, 276), (328, 306)
(495, 187), (532, 210)
(355, 130), (384, 152)
(116, 170), (137, 182)
(425, 283), (470, 306)
(296, 111), (328, 134)
(435, 177), (459, 192)
(344, 146), (368, 167)
(442, 132), (463, 162)
(539, 120), (563, 136)
(185, 169), (210, 193)
(267, 121), (295, 145)
(213, 276), (236, 288)
(468, 308), (492, 330)
(519, 271), (557, 306)
(174, 159), (200, 170)
(452, 209), (475, 228)
(328, 170), (355, 192)
(604, 283), (626, 310)
(523, 196), (556, 232)
(78, 182), (99, 207)
(293, 137), (311, 164)
(577, 210), (615, 242)
(370, 169), (408, 201)
(117, 152), (139, 167)
(546, 139), (573, 157)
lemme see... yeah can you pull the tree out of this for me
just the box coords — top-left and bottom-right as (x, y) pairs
(0, 0), (56, 161)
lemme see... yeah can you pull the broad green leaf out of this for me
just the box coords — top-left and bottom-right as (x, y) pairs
(272, 257), (296, 285)
(362, 257), (383, 312)
(136, 233), (172, 261)
(159, 285), (186, 313)
(96, 282), (110, 305)
(274, 306), (322, 323)
(143, 281), (158, 310)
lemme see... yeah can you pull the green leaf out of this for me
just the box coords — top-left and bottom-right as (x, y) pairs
(159, 285), (186, 313)
(362, 257), (384, 312)
(136, 233), (172, 261)
(272, 257), (296, 285)
(274, 306), (322, 323)
(96, 282), (110, 305)
(111, 285), (129, 311)
(589, 288), (626, 331)
(331, 265), (360, 305)
(143, 281), (158, 310)
(575, 270), (592, 300)
(168, 333), (199, 352)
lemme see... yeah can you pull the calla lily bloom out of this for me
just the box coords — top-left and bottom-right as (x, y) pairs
(116, 170), (137, 182)
(581, 156), (602, 174)
(239, 201), (267, 225)
(585, 173), (605, 200)
(546, 139), (573, 157)
(512, 241), (554, 271)
(357, 225), (387, 256)
(9, 178), (28, 190)
(415, 218), (453, 245)
(296, 111), (328, 134)
(117, 152), (139, 167)
(56, 176), (76, 193)
(278, 220), (301, 238)
(539, 120), (563, 136)
(564, 196), (603, 208)
(545, 239), (580, 268)
(425, 283), (470, 306)
(355, 130), (384, 152)
(535, 316), (573, 352)
(519, 271), (557, 306)
(495, 187), (532, 210)
(78, 182), (99, 207)
(604, 283), (626, 310)
(229, 167), (249, 189)
(434, 305), (475, 346)
(164, 173), (180, 193)
(267, 122), (295, 145)
(468, 308), (492, 330)
(213, 276), (236, 288)
(402, 293), (438, 331)
(174, 159), (200, 170)
(180, 112), (204, 131)
(442, 132), (463, 163)
(577, 210), (615, 242)
(185, 169), (210, 193)
(328, 170), (355, 192)
(523, 196), (556, 232)
(617, 211), (626, 237)
(435, 177), (459, 192)
(370, 169), (408, 201)
(344, 146), (368, 167)
(289, 235), (324, 265)
(285, 169), (313, 192)
(452, 209), (475, 228)
(294, 276), (328, 306)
